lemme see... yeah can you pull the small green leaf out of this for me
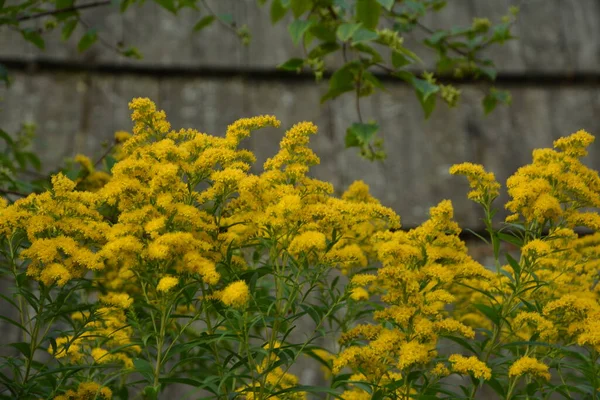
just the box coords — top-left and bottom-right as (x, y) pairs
(479, 65), (497, 80)
(336, 23), (362, 41)
(133, 358), (154, 381)
(376, 0), (394, 11)
(20, 29), (45, 50)
(356, 0), (381, 30)
(277, 58), (304, 71)
(351, 28), (378, 44)
(391, 51), (411, 68)
(290, 0), (311, 17)
(193, 15), (216, 32)
(218, 13), (233, 25)
(417, 90), (436, 118)
(9, 342), (31, 358)
(288, 20), (313, 45)
(321, 62), (358, 103)
(270, 0), (288, 23)
(77, 28), (97, 52)
(152, 0), (176, 13)
(483, 94), (497, 115)
(61, 19), (78, 41)
(308, 42), (340, 58)
(474, 303), (501, 325)
(120, 46), (143, 59)
(412, 77), (439, 101)
(346, 122), (379, 146)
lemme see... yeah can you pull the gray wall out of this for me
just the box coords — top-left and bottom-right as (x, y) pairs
(1, 0), (599, 229)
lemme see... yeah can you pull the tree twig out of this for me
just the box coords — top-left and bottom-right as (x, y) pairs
(17, 0), (112, 22)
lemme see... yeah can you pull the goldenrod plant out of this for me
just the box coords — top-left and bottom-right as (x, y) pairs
(1, 99), (599, 399)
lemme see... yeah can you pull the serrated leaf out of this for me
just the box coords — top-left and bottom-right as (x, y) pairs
(277, 58), (304, 71)
(351, 28), (378, 44)
(347, 122), (378, 145)
(20, 29), (45, 50)
(61, 19), (77, 41)
(218, 13), (234, 24)
(412, 77), (439, 101)
(270, 0), (288, 23)
(321, 62), (358, 103)
(376, 0), (394, 11)
(77, 29), (97, 52)
(288, 19), (313, 45)
(337, 23), (362, 41)
(308, 42), (340, 58)
(391, 51), (410, 68)
(356, 0), (381, 30)
(152, 0), (176, 13)
(290, 0), (311, 18)
(193, 15), (216, 32)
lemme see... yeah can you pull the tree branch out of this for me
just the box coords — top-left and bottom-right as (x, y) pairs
(17, 0), (112, 22)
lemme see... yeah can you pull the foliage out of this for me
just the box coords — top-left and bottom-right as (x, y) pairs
(0, 0), (517, 160)
(1, 98), (599, 399)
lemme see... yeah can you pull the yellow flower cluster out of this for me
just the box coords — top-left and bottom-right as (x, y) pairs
(508, 356), (551, 381)
(53, 381), (112, 400)
(336, 200), (492, 389)
(504, 130), (600, 227)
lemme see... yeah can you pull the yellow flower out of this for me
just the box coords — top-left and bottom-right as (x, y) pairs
(157, 276), (179, 292)
(350, 287), (369, 301)
(288, 231), (327, 256)
(449, 162), (500, 203)
(508, 356), (551, 381)
(220, 280), (250, 308)
(448, 354), (492, 380)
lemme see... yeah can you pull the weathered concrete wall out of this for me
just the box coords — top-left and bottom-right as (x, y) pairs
(1, 0), (599, 73)
(1, 71), (598, 228)
(1, 1), (599, 228)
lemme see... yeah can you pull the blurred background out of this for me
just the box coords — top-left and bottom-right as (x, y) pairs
(0, 0), (599, 233)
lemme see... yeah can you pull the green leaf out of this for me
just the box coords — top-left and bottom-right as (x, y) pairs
(61, 19), (78, 41)
(193, 15), (216, 32)
(479, 66), (497, 80)
(356, 0), (381, 30)
(346, 122), (379, 147)
(290, 0), (311, 18)
(391, 51), (411, 68)
(8, 342), (31, 358)
(483, 93), (497, 115)
(321, 62), (358, 103)
(20, 29), (45, 50)
(310, 23), (336, 42)
(376, 0), (394, 11)
(133, 358), (154, 381)
(270, 0), (288, 23)
(277, 58), (304, 71)
(152, 0), (177, 13)
(336, 23), (362, 41)
(288, 19), (313, 45)
(218, 13), (234, 24)
(77, 29), (97, 52)
(351, 28), (378, 44)
(307, 42), (340, 58)
(474, 303), (501, 325)
(412, 77), (439, 101)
